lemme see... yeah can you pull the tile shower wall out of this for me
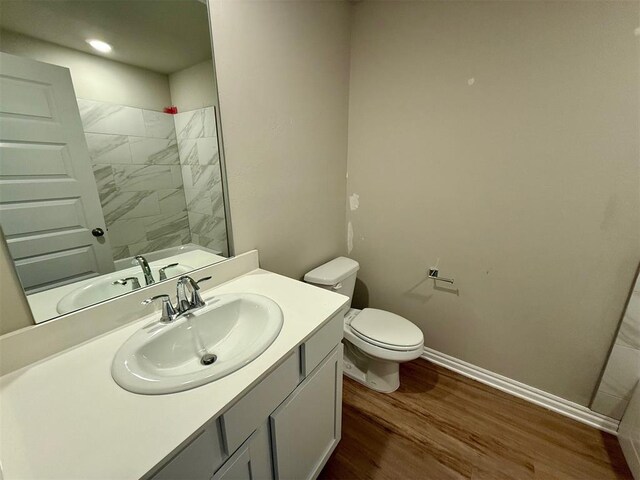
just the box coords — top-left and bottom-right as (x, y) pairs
(78, 99), (190, 260)
(174, 107), (228, 256)
(592, 271), (640, 420)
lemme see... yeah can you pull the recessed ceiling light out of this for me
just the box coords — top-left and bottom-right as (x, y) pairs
(87, 39), (112, 53)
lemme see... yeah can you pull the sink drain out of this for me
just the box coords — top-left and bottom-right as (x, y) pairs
(201, 353), (217, 366)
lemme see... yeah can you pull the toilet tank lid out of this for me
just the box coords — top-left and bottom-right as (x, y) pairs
(304, 257), (360, 285)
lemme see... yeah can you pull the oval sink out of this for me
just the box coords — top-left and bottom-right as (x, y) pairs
(56, 264), (193, 314)
(112, 293), (284, 394)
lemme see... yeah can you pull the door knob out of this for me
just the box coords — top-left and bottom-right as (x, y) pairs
(91, 227), (105, 237)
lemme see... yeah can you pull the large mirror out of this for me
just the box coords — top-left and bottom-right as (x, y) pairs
(0, 0), (232, 324)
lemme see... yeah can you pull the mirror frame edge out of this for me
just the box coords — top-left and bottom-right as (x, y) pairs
(205, 0), (235, 258)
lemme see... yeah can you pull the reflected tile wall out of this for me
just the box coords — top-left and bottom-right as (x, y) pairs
(592, 271), (640, 420)
(174, 106), (227, 256)
(78, 98), (191, 260)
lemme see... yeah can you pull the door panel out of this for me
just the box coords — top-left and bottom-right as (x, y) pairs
(0, 142), (68, 175)
(0, 52), (114, 292)
(14, 246), (98, 289)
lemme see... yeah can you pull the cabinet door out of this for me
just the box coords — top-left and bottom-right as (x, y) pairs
(152, 421), (226, 480)
(213, 443), (252, 480)
(270, 345), (343, 480)
(213, 421), (273, 480)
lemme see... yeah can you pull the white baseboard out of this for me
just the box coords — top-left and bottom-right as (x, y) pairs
(420, 347), (620, 435)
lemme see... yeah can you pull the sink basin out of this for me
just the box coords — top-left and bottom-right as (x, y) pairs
(111, 293), (284, 394)
(56, 264), (193, 314)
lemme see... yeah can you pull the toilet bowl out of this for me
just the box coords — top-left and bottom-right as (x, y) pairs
(304, 257), (424, 393)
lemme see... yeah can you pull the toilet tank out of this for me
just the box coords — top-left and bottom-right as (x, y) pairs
(304, 257), (360, 308)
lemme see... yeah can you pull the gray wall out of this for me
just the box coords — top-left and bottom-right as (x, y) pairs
(0, 30), (171, 111)
(169, 60), (218, 112)
(210, 0), (351, 279)
(345, 0), (639, 405)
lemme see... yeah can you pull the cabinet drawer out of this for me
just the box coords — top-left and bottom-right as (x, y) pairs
(152, 419), (226, 480)
(301, 313), (343, 377)
(221, 349), (300, 454)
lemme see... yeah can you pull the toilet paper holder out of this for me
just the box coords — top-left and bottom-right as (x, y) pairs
(428, 268), (454, 284)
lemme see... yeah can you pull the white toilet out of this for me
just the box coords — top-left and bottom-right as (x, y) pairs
(304, 257), (424, 393)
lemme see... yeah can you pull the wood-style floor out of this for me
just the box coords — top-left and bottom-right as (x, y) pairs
(320, 359), (632, 480)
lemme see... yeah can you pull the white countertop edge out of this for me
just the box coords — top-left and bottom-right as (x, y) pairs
(0, 267), (348, 480)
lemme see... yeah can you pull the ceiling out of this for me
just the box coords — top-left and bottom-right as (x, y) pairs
(0, 0), (213, 74)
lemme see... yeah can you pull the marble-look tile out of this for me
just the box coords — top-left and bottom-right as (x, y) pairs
(618, 292), (640, 350)
(196, 138), (219, 166)
(191, 232), (227, 256)
(591, 391), (629, 420)
(188, 211), (226, 240)
(107, 218), (147, 247)
(91, 164), (116, 203)
(178, 139), (200, 167)
(128, 231), (189, 257)
(77, 99), (145, 136)
(211, 183), (226, 218)
(101, 190), (160, 225)
(144, 212), (189, 241)
(143, 110), (176, 139)
(112, 245), (131, 261)
(203, 107), (217, 137)
(158, 189), (187, 215)
(184, 188), (213, 216)
(599, 344), (640, 399)
(181, 164), (221, 193)
(184, 182), (225, 218)
(129, 137), (179, 165)
(113, 165), (183, 192)
(85, 133), (131, 164)
(174, 109), (204, 139)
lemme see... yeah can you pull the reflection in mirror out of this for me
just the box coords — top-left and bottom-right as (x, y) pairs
(0, 0), (231, 325)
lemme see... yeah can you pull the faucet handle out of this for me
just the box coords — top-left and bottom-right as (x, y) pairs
(176, 275), (211, 311)
(188, 276), (212, 309)
(142, 294), (178, 323)
(113, 277), (141, 290)
(158, 263), (179, 281)
(195, 276), (212, 287)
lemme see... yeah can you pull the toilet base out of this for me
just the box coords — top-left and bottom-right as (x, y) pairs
(342, 340), (400, 393)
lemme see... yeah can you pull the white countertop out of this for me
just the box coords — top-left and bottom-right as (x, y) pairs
(0, 269), (348, 480)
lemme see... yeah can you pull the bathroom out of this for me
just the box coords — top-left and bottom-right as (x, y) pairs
(0, 0), (638, 478)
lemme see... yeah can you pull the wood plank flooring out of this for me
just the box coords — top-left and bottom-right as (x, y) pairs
(319, 359), (632, 480)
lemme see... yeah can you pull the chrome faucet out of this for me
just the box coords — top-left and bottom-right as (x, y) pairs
(176, 275), (211, 313)
(142, 275), (212, 323)
(141, 294), (178, 323)
(132, 255), (155, 285)
(112, 277), (141, 290)
(158, 263), (178, 281)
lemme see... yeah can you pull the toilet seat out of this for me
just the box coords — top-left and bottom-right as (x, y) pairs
(349, 308), (424, 352)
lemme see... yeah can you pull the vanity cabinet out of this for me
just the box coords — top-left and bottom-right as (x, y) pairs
(149, 314), (344, 480)
(270, 346), (342, 480)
